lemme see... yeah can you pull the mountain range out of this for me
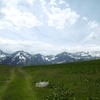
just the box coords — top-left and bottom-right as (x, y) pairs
(0, 50), (100, 66)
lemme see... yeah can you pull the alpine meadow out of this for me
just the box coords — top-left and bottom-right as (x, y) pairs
(0, 60), (100, 100)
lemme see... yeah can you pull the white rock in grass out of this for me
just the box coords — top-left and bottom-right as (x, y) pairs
(36, 81), (49, 87)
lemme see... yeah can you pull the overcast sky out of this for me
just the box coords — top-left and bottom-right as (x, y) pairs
(0, 0), (100, 54)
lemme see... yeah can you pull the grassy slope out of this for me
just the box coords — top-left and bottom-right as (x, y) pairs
(0, 60), (100, 100)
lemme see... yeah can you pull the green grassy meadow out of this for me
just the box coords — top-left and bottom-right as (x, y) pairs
(0, 60), (100, 100)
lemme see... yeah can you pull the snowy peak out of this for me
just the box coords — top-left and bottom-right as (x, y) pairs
(0, 50), (8, 57)
(55, 52), (76, 64)
(44, 55), (55, 62)
(12, 51), (32, 60)
(2, 51), (32, 66)
(74, 51), (89, 56)
(72, 51), (92, 60)
(0, 50), (100, 66)
(89, 51), (100, 57)
(0, 50), (8, 63)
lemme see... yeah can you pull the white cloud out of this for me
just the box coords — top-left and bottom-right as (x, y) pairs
(1, 6), (43, 29)
(83, 32), (98, 42)
(40, 0), (79, 29)
(83, 22), (100, 43)
(28, 0), (36, 5)
(59, 44), (100, 53)
(66, 3), (69, 7)
(88, 21), (99, 29)
(40, 0), (46, 7)
(82, 17), (88, 21)
(83, 21), (100, 43)
(0, 20), (13, 29)
(0, 0), (43, 30)
(4, 0), (35, 7)
(49, 0), (57, 6)
(40, 14), (43, 18)
(0, 37), (55, 54)
(40, 0), (47, 15)
(1, 36), (100, 54)
(46, 7), (79, 29)
(0, 0), (100, 55)
(59, 0), (65, 4)
(88, 32), (97, 39)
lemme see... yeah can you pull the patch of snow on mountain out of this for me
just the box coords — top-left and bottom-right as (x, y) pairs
(19, 56), (26, 60)
(57, 60), (66, 64)
(0, 55), (6, 58)
(23, 52), (31, 59)
(44, 55), (55, 61)
(75, 52), (88, 56)
(45, 57), (49, 61)
(51, 56), (56, 60)
(13, 53), (20, 59)
(89, 51), (100, 57)
(42, 55), (45, 60)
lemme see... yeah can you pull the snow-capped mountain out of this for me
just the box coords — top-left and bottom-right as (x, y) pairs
(31, 54), (47, 65)
(0, 50), (9, 63)
(71, 52), (92, 60)
(2, 51), (32, 66)
(0, 50), (100, 66)
(89, 51), (100, 58)
(54, 52), (76, 64)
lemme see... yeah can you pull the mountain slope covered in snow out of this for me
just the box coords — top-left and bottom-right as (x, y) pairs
(0, 50), (100, 66)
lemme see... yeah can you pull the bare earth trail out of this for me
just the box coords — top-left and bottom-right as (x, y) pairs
(0, 67), (37, 100)
(0, 67), (16, 100)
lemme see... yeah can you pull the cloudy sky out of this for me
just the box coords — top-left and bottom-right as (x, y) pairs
(0, 0), (100, 54)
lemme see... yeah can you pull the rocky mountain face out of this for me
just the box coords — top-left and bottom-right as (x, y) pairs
(0, 50), (9, 63)
(0, 50), (100, 66)
(2, 51), (32, 66)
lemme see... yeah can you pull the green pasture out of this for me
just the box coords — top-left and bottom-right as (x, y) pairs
(0, 60), (100, 100)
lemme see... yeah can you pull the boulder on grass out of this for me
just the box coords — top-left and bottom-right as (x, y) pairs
(36, 81), (49, 87)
